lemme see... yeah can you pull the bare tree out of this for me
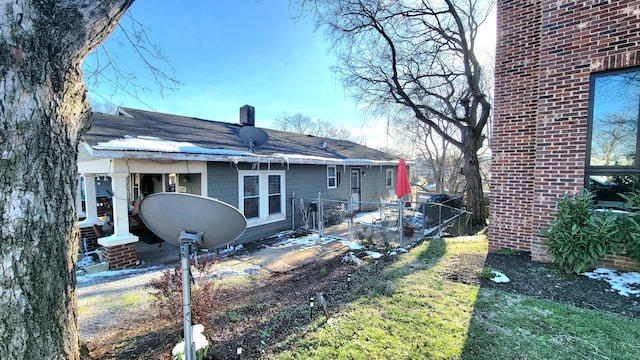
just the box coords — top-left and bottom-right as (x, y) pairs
(591, 114), (637, 165)
(0, 2), (133, 358)
(396, 116), (464, 193)
(298, 0), (493, 226)
(273, 111), (365, 143)
(83, 10), (182, 100)
(91, 100), (119, 114)
(275, 111), (315, 134)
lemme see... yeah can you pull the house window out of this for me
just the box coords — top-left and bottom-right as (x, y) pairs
(239, 171), (285, 224)
(586, 67), (640, 208)
(327, 166), (337, 189)
(243, 175), (260, 218)
(268, 175), (282, 214)
(386, 169), (394, 188)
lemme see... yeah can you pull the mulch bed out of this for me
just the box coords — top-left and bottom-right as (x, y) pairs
(481, 251), (640, 319)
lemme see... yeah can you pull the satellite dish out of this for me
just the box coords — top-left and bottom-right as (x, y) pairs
(139, 192), (246, 248)
(138, 192), (246, 360)
(239, 126), (269, 153)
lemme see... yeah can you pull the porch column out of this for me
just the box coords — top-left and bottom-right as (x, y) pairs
(98, 172), (139, 270)
(77, 173), (103, 254)
(110, 172), (132, 236)
(76, 175), (85, 219)
(80, 173), (98, 223)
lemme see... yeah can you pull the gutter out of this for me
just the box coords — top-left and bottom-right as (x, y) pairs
(86, 149), (400, 167)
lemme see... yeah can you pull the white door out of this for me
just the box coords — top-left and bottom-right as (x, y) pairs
(350, 168), (361, 211)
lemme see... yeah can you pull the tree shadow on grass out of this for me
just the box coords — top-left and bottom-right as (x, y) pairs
(200, 237), (449, 359)
(89, 238), (449, 359)
(461, 250), (640, 359)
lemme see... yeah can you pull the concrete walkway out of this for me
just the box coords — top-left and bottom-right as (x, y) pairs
(78, 233), (351, 290)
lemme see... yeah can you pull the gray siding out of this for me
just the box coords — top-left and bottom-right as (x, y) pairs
(206, 162), (243, 206)
(206, 161), (398, 245)
(361, 166), (396, 205)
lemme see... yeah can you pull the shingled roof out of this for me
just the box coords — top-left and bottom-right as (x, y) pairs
(81, 107), (398, 166)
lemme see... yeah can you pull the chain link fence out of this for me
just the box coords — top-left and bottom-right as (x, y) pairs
(295, 193), (472, 247)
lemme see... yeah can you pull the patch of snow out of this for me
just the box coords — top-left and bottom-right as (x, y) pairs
(217, 244), (244, 257)
(172, 324), (209, 360)
(423, 225), (441, 237)
(366, 251), (383, 259)
(76, 265), (165, 284)
(273, 233), (321, 247)
(353, 212), (380, 224)
(341, 252), (362, 265)
(341, 241), (364, 250)
(271, 153), (393, 166)
(96, 136), (251, 156)
(490, 270), (511, 283)
(582, 268), (640, 297)
(77, 256), (95, 267)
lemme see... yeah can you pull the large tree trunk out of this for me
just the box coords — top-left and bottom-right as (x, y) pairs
(0, 2), (132, 358)
(461, 128), (486, 227)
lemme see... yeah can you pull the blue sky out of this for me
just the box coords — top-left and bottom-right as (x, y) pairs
(83, 1), (495, 149)
(83, 1), (383, 144)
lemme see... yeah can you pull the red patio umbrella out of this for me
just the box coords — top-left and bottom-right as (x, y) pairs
(396, 158), (411, 246)
(395, 158), (411, 198)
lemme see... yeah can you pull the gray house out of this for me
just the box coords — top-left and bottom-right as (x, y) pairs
(77, 106), (401, 268)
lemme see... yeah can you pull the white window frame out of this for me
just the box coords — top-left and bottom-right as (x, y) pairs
(238, 170), (286, 227)
(327, 165), (337, 189)
(386, 168), (394, 188)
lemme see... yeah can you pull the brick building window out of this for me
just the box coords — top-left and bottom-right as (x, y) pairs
(586, 67), (640, 208)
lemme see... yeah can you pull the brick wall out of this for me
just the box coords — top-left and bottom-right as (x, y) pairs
(490, 0), (542, 253)
(79, 225), (100, 252)
(491, 0), (640, 262)
(101, 243), (139, 270)
(596, 254), (640, 273)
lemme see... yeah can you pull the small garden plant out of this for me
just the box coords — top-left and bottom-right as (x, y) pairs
(494, 247), (515, 255)
(478, 267), (499, 280)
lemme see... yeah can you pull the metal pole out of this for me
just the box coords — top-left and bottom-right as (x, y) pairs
(181, 242), (194, 360)
(398, 196), (403, 247)
(291, 192), (295, 231)
(438, 203), (442, 237)
(318, 192), (323, 236)
(348, 196), (353, 241)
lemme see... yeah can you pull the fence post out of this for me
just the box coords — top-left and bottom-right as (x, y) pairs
(318, 192), (323, 236)
(348, 196), (353, 241)
(291, 192), (295, 231)
(438, 203), (443, 237)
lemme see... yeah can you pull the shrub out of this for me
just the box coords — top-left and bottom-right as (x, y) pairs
(616, 213), (640, 264)
(149, 255), (221, 323)
(542, 190), (620, 273)
(620, 189), (640, 210)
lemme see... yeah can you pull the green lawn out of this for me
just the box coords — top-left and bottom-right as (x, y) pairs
(274, 236), (640, 359)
